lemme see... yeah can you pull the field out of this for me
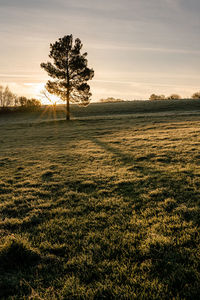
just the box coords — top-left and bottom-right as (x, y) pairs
(0, 100), (200, 299)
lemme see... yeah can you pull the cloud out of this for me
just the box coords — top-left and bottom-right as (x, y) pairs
(0, 0), (200, 101)
(89, 43), (200, 55)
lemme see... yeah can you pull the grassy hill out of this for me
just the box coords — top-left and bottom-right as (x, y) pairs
(1, 98), (200, 125)
(0, 101), (200, 299)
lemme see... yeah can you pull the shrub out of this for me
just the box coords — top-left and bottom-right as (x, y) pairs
(149, 94), (166, 100)
(191, 92), (200, 99)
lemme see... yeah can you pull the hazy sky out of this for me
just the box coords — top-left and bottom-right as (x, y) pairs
(0, 0), (200, 101)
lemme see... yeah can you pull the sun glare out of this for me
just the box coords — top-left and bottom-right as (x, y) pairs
(41, 94), (61, 105)
(34, 83), (62, 105)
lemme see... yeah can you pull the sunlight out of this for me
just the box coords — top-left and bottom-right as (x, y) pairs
(40, 93), (61, 105)
(33, 83), (61, 105)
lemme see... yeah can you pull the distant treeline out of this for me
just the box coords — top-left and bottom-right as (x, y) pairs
(99, 94), (200, 103)
(0, 85), (41, 113)
(149, 92), (200, 100)
(99, 97), (125, 103)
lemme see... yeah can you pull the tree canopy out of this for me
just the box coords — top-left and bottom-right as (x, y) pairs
(192, 92), (200, 99)
(41, 34), (94, 120)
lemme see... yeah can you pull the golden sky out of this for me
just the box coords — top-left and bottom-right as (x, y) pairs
(0, 0), (200, 102)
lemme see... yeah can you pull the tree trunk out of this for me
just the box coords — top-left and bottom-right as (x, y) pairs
(66, 50), (70, 121)
(66, 89), (70, 120)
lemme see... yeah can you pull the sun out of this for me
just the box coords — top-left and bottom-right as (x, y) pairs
(41, 93), (61, 105)
(34, 83), (62, 105)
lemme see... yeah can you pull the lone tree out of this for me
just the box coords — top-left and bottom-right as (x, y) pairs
(192, 92), (200, 100)
(41, 34), (94, 120)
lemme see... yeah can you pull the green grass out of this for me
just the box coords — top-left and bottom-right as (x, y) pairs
(0, 101), (200, 299)
(1, 98), (200, 126)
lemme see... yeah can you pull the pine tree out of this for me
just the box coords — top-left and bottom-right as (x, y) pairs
(41, 35), (94, 120)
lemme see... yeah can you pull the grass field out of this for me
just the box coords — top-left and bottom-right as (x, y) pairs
(0, 100), (200, 299)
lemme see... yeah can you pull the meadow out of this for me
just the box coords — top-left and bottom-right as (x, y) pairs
(0, 100), (200, 299)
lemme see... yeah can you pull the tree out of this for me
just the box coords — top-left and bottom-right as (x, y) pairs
(100, 97), (124, 103)
(28, 99), (41, 110)
(149, 94), (166, 100)
(18, 96), (41, 111)
(0, 85), (3, 106)
(41, 34), (94, 120)
(192, 92), (200, 99)
(1, 86), (15, 107)
(19, 96), (28, 107)
(14, 95), (19, 107)
(167, 94), (181, 100)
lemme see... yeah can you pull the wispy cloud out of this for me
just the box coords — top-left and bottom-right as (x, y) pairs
(89, 44), (200, 55)
(0, 0), (200, 100)
(0, 74), (40, 78)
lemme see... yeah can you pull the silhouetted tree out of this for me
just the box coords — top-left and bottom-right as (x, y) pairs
(14, 95), (19, 107)
(41, 34), (94, 120)
(192, 92), (200, 99)
(0, 85), (3, 106)
(27, 99), (41, 109)
(19, 96), (28, 107)
(100, 97), (125, 103)
(149, 94), (166, 100)
(167, 94), (181, 100)
(0, 86), (16, 107)
(18, 96), (41, 111)
(0, 85), (41, 113)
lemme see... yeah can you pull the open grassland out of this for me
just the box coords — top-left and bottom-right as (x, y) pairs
(1, 98), (200, 126)
(0, 101), (200, 299)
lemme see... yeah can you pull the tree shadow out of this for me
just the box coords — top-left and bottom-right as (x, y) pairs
(89, 136), (137, 167)
(87, 135), (200, 224)
(0, 238), (40, 298)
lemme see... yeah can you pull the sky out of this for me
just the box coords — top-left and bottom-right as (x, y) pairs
(0, 0), (200, 102)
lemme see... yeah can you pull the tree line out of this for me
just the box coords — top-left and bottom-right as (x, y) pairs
(0, 85), (41, 113)
(99, 97), (125, 103)
(149, 92), (200, 101)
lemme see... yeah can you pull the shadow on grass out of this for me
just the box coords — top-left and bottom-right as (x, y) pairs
(89, 136), (136, 166)
(0, 237), (40, 298)
(89, 136), (200, 223)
